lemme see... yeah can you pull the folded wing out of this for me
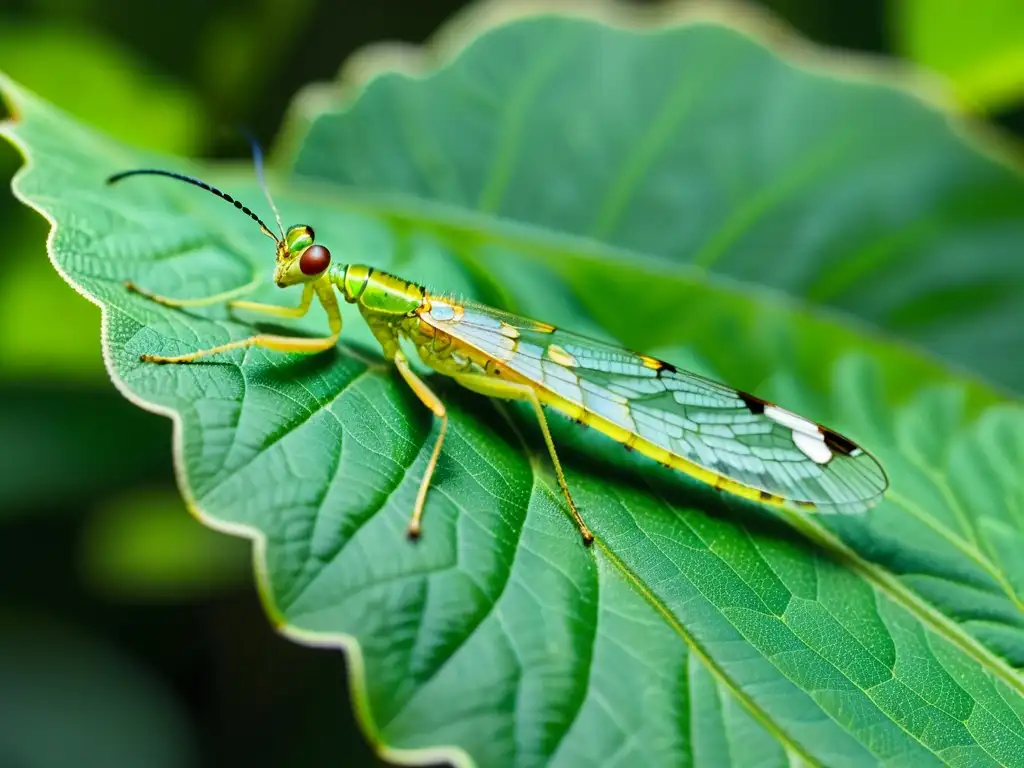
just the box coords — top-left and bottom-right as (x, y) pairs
(421, 298), (888, 512)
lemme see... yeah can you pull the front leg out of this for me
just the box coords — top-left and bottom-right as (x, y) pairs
(228, 283), (315, 319)
(125, 274), (261, 308)
(141, 281), (341, 364)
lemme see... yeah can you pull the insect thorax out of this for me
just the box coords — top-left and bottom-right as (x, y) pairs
(326, 263), (427, 360)
(329, 264), (424, 314)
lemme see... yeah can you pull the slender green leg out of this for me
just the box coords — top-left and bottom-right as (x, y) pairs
(229, 283), (315, 318)
(141, 332), (340, 364)
(392, 350), (448, 540)
(453, 373), (594, 546)
(140, 281), (340, 364)
(125, 274), (262, 308)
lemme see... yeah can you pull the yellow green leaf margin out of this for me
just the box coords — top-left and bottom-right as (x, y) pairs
(4, 1), (1024, 766)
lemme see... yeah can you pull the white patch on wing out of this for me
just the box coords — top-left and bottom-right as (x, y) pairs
(792, 430), (833, 465)
(763, 404), (834, 464)
(764, 404), (821, 437)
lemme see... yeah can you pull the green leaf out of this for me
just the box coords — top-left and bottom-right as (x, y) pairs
(891, 0), (1024, 112)
(281, 4), (1024, 396)
(4, 5), (1024, 766)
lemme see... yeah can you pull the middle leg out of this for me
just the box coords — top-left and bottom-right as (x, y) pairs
(452, 372), (594, 545)
(393, 350), (448, 540)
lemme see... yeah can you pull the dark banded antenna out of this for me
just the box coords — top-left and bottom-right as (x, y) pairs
(106, 168), (279, 243)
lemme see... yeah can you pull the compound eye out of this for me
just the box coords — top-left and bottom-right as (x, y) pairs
(299, 244), (331, 275)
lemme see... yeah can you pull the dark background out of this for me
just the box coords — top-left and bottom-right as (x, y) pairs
(0, 1), (1020, 766)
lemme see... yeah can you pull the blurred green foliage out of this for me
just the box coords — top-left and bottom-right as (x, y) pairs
(892, 0), (1024, 112)
(0, 1), (1021, 767)
(0, 614), (200, 768)
(79, 489), (251, 600)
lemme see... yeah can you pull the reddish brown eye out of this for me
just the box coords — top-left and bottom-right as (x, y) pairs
(299, 244), (330, 275)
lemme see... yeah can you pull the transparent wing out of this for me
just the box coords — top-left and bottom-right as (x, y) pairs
(421, 298), (888, 512)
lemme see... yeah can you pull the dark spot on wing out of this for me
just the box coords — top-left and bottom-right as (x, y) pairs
(737, 391), (768, 415)
(822, 427), (859, 456)
(758, 490), (773, 501)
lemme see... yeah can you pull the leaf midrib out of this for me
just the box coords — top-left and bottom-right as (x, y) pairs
(607, 478), (952, 764)
(592, 527), (823, 767)
(784, 510), (1024, 699)
(889, 490), (1024, 615)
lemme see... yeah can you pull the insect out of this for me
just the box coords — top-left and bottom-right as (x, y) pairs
(107, 161), (888, 546)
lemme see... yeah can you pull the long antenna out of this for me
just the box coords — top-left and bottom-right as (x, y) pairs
(106, 169), (279, 243)
(247, 135), (285, 239)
